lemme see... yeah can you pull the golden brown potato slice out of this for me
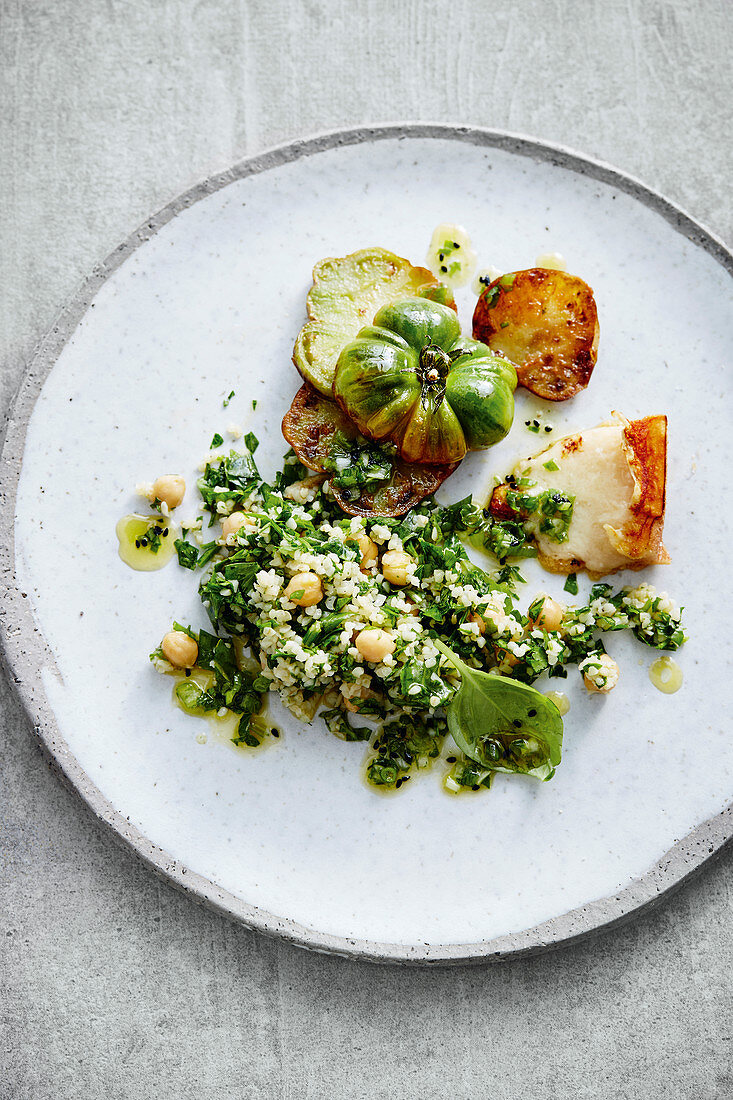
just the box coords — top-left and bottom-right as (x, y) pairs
(488, 413), (669, 577)
(282, 383), (457, 517)
(472, 269), (599, 400)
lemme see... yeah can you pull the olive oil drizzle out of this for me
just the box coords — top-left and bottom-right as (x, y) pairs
(116, 513), (178, 571)
(649, 655), (683, 694)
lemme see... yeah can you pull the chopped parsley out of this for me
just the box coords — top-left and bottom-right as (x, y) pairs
(223, 390), (235, 408)
(321, 707), (370, 743)
(321, 430), (394, 498)
(150, 440), (687, 793)
(174, 537), (199, 570)
(210, 433), (224, 448)
(198, 449), (260, 521)
(563, 573), (579, 595)
(135, 520), (167, 553)
(165, 624), (271, 747)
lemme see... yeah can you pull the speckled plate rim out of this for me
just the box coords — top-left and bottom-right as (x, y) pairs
(1, 123), (732, 966)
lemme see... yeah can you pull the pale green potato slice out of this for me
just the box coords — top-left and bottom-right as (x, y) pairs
(293, 247), (454, 395)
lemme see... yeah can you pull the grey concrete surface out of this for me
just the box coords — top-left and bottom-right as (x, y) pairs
(1, 1), (731, 1096)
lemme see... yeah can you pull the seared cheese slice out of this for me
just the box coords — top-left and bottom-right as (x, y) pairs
(512, 413), (669, 577)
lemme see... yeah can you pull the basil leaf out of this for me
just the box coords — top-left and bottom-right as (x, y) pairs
(433, 639), (563, 781)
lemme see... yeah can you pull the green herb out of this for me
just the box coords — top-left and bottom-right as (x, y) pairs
(135, 520), (166, 553)
(499, 273), (516, 290)
(164, 625), (270, 738)
(252, 399), (257, 410)
(223, 390), (235, 407)
(446, 757), (493, 791)
(174, 538), (199, 570)
(543, 459), (559, 472)
(198, 448), (260, 519)
(433, 640), (563, 781)
(197, 541), (220, 567)
(500, 321), (509, 329)
(366, 715), (445, 787)
(175, 680), (217, 713)
(321, 707), (370, 743)
(210, 433), (224, 448)
(302, 610), (351, 649)
(322, 430), (393, 494)
(525, 419), (541, 434)
(482, 285), (501, 309)
(244, 431), (259, 454)
(398, 661), (453, 710)
(232, 713), (271, 748)
(504, 486), (574, 543)
(564, 573), (579, 595)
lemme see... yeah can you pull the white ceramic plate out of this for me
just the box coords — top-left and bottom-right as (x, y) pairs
(3, 126), (733, 964)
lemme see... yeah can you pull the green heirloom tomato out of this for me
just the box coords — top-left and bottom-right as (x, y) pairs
(332, 297), (517, 466)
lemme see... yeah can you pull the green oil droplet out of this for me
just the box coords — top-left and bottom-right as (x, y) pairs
(116, 514), (178, 571)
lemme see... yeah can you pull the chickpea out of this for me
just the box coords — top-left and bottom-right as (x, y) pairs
(357, 535), (378, 570)
(355, 628), (396, 663)
(381, 549), (413, 587)
(530, 595), (565, 633)
(582, 654), (620, 694)
(472, 604), (508, 634)
(152, 474), (186, 510)
(285, 571), (323, 607)
(161, 630), (198, 669)
(221, 510), (247, 539)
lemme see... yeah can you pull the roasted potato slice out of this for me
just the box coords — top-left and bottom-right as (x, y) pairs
(472, 269), (599, 400)
(488, 413), (669, 577)
(293, 247), (455, 396)
(282, 383), (457, 517)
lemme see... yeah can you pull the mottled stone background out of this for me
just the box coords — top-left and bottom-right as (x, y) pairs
(2, 1), (731, 1096)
